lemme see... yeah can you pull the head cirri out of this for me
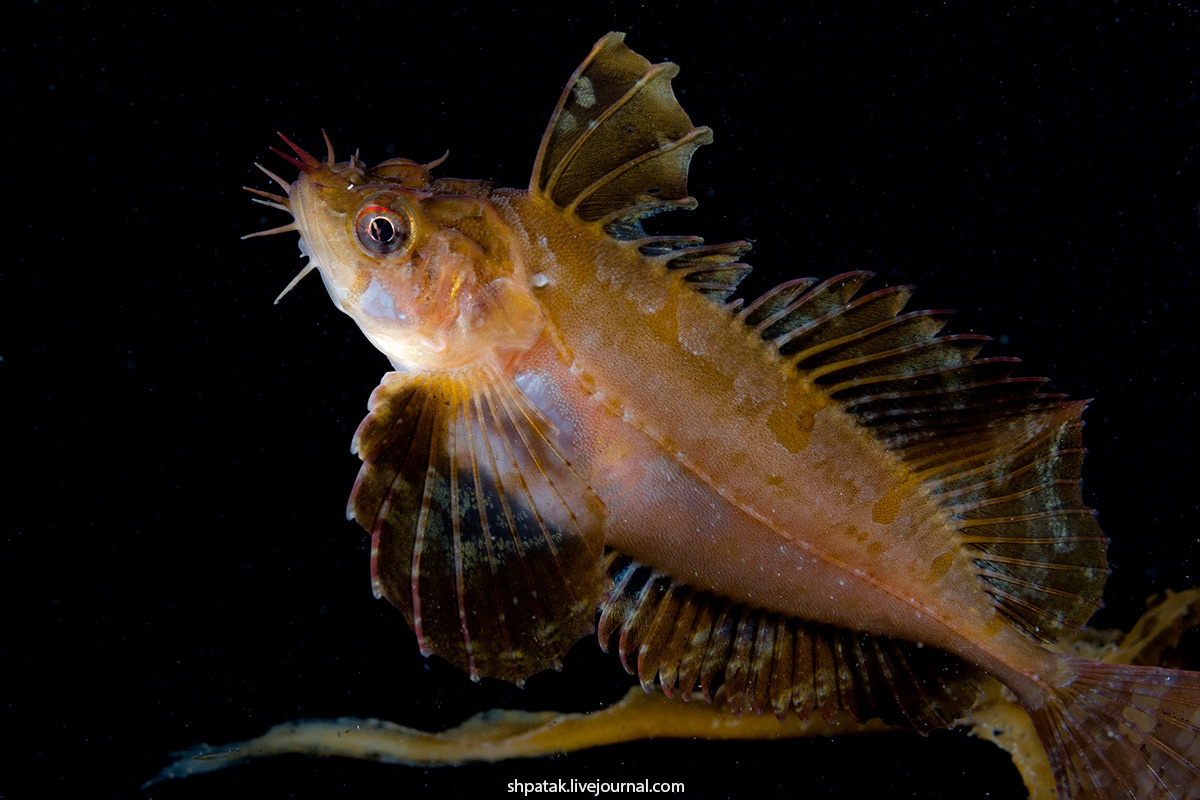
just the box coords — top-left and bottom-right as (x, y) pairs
(245, 132), (544, 373)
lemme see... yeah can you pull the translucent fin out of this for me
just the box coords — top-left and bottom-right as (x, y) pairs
(531, 32), (712, 229)
(598, 553), (983, 732)
(347, 369), (607, 684)
(1024, 657), (1200, 799)
(658, 241), (753, 304)
(742, 271), (1109, 642)
(938, 415), (1108, 640)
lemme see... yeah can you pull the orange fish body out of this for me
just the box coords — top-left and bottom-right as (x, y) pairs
(250, 33), (1200, 799)
(502, 189), (1060, 676)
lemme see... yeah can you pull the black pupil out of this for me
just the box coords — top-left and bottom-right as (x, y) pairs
(368, 217), (396, 244)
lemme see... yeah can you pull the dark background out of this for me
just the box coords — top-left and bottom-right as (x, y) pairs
(7, 3), (1199, 798)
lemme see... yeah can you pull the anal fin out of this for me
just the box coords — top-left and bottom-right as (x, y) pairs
(599, 552), (983, 732)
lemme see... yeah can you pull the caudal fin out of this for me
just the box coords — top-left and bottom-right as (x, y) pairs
(1026, 656), (1200, 798)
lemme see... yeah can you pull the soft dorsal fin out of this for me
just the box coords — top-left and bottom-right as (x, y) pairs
(348, 368), (608, 684)
(531, 32), (712, 232)
(743, 273), (1110, 642)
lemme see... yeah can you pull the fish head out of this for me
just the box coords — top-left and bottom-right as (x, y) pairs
(258, 134), (544, 372)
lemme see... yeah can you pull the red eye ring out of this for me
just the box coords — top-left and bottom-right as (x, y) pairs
(353, 201), (413, 256)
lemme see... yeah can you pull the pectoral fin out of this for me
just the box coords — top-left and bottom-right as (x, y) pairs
(348, 368), (607, 684)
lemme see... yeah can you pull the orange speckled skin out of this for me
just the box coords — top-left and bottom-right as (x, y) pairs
(495, 190), (1062, 690)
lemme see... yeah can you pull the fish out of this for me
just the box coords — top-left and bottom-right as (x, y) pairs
(245, 32), (1200, 799)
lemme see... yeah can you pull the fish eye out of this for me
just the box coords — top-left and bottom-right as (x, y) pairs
(353, 196), (415, 257)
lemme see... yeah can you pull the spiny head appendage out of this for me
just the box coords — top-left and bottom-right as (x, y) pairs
(270, 131), (322, 174)
(243, 133), (324, 300)
(242, 132), (328, 239)
(241, 168), (297, 240)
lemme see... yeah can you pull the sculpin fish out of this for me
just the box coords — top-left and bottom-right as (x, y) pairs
(243, 33), (1200, 799)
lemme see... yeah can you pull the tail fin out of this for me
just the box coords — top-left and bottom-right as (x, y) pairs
(1026, 656), (1200, 799)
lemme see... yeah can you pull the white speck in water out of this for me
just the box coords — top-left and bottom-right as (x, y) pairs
(531, 272), (550, 288)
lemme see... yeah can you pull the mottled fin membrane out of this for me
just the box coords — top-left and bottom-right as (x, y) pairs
(348, 369), (607, 685)
(739, 273), (1109, 642)
(599, 553), (983, 731)
(531, 32), (752, 304)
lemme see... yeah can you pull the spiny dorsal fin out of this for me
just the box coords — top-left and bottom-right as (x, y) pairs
(531, 34), (753, 304)
(598, 552), (984, 731)
(742, 273), (1109, 642)
(531, 32), (712, 233)
(348, 368), (608, 684)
